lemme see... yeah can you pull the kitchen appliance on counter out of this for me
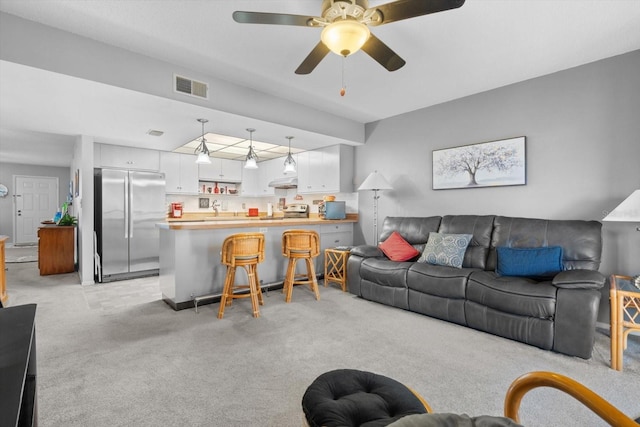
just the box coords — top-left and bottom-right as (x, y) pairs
(170, 202), (183, 218)
(320, 201), (346, 220)
(283, 204), (309, 218)
(94, 168), (166, 282)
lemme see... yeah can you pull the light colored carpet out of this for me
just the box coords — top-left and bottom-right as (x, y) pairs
(5, 244), (38, 263)
(4, 262), (639, 427)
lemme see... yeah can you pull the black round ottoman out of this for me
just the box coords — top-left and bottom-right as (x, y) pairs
(302, 369), (430, 427)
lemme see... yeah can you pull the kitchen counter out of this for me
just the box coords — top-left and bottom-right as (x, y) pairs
(157, 214), (357, 310)
(159, 214), (357, 230)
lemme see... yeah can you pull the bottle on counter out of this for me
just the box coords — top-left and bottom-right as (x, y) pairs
(214, 182), (219, 194)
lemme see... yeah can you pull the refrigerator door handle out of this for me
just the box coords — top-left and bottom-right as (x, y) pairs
(124, 174), (129, 239)
(129, 174), (134, 239)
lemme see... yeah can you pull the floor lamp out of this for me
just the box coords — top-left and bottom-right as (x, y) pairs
(603, 189), (640, 231)
(358, 171), (393, 245)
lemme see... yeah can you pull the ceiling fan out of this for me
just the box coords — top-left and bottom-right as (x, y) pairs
(233, 0), (465, 75)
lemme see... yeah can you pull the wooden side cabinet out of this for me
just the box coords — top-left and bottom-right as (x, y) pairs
(0, 235), (7, 306)
(38, 226), (75, 275)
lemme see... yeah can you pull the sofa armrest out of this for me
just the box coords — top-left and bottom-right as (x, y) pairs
(552, 270), (606, 290)
(350, 245), (385, 259)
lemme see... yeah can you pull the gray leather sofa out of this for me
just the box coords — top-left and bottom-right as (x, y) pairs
(347, 215), (605, 359)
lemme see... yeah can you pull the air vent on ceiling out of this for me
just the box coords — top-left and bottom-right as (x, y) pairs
(174, 74), (209, 99)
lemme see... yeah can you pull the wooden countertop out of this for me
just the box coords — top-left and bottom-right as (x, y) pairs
(158, 213), (358, 230)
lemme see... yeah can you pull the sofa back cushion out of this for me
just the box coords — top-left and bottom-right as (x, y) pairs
(438, 215), (495, 269)
(487, 216), (602, 271)
(380, 217), (442, 253)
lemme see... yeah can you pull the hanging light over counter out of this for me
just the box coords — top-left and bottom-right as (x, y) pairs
(244, 128), (258, 169)
(283, 136), (297, 174)
(194, 118), (211, 164)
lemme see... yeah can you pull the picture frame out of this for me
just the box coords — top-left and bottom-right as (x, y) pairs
(432, 136), (526, 190)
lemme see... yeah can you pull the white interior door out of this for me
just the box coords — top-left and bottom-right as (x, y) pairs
(14, 176), (59, 244)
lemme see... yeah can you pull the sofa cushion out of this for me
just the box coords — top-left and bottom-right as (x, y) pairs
(379, 231), (421, 261)
(488, 216), (602, 271)
(361, 258), (413, 289)
(380, 217), (442, 253)
(496, 246), (563, 278)
(438, 215), (495, 269)
(417, 232), (472, 268)
(408, 263), (476, 299)
(467, 271), (556, 318)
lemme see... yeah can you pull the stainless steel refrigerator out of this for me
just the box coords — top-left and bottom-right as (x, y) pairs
(94, 168), (166, 282)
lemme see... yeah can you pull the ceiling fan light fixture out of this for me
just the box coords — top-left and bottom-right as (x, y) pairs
(283, 135), (297, 174)
(321, 20), (370, 56)
(194, 118), (211, 164)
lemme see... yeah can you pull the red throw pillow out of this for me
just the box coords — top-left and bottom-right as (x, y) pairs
(378, 231), (420, 261)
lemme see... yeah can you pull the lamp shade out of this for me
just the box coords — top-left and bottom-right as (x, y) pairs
(358, 171), (393, 191)
(603, 190), (640, 222)
(195, 151), (211, 164)
(321, 20), (371, 57)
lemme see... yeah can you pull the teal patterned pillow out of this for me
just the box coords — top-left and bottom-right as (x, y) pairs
(418, 232), (473, 268)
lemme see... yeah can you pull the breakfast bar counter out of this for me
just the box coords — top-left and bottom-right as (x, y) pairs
(157, 214), (357, 310)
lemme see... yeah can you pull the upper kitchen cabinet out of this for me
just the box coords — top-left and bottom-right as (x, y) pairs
(160, 152), (199, 194)
(97, 144), (160, 171)
(198, 158), (243, 183)
(297, 145), (353, 194)
(240, 165), (259, 196)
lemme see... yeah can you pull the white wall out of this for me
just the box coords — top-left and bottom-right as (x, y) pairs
(355, 50), (640, 322)
(71, 135), (95, 285)
(0, 162), (71, 242)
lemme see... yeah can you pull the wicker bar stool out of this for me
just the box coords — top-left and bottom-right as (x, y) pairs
(218, 232), (265, 319)
(282, 229), (321, 303)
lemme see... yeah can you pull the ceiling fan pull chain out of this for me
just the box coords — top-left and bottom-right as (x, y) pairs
(340, 56), (346, 97)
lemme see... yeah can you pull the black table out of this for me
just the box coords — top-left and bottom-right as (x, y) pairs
(0, 303), (37, 427)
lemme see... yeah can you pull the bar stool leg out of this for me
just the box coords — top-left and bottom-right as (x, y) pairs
(305, 257), (320, 300)
(255, 268), (264, 305)
(218, 265), (234, 319)
(246, 265), (261, 318)
(284, 258), (296, 303)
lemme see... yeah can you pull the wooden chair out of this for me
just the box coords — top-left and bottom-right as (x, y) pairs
(218, 233), (265, 319)
(281, 230), (320, 303)
(504, 371), (638, 426)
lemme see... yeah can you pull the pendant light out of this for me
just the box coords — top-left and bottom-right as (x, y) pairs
(244, 128), (258, 169)
(283, 136), (297, 174)
(194, 118), (211, 164)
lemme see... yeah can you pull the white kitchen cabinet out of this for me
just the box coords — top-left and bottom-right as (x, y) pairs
(99, 144), (160, 171)
(198, 158), (243, 183)
(297, 145), (353, 194)
(160, 152), (199, 194)
(240, 164), (259, 196)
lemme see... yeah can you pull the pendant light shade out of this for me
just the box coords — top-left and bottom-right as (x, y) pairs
(244, 128), (258, 169)
(283, 136), (297, 174)
(194, 118), (211, 164)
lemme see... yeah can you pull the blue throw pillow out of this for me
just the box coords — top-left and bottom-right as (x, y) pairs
(418, 232), (473, 269)
(496, 246), (564, 278)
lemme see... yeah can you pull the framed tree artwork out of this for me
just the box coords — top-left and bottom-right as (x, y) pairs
(432, 136), (526, 190)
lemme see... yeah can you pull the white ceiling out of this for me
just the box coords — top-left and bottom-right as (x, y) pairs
(1, 0), (640, 167)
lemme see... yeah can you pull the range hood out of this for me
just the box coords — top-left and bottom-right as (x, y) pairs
(268, 176), (298, 189)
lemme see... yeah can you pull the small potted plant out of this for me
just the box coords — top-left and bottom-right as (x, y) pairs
(57, 212), (77, 226)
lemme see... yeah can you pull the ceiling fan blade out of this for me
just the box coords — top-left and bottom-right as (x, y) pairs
(295, 42), (331, 75)
(233, 11), (316, 27)
(361, 34), (406, 72)
(371, 0), (465, 25)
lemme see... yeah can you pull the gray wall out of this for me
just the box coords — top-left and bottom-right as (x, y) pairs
(0, 162), (71, 242)
(355, 50), (640, 322)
